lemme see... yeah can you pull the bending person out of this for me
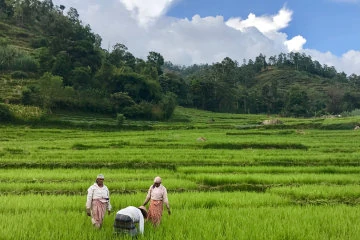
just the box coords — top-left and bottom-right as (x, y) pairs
(114, 206), (147, 236)
(142, 176), (171, 226)
(86, 174), (111, 228)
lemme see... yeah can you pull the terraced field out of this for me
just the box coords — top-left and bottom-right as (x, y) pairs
(1, 108), (360, 239)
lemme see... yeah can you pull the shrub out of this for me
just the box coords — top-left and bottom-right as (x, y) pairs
(151, 104), (164, 120)
(0, 103), (14, 122)
(116, 113), (125, 125)
(13, 55), (39, 72)
(122, 104), (142, 118)
(122, 102), (152, 119)
(11, 71), (28, 79)
(7, 104), (45, 122)
(0, 45), (19, 70)
(30, 38), (48, 48)
(160, 92), (177, 120)
(111, 92), (135, 112)
(350, 109), (360, 116)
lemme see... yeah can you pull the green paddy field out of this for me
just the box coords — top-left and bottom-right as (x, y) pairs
(1, 107), (360, 239)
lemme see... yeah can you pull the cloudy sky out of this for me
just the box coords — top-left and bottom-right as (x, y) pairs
(52, 0), (360, 75)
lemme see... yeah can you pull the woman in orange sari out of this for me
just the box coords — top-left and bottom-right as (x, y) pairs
(142, 176), (171, 226)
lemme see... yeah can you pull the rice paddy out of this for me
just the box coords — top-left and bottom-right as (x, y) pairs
(1, 108), (360, 239)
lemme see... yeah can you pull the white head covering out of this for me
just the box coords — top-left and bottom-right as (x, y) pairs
(97, 174), (105, 179)
(154, 176), (162, 183)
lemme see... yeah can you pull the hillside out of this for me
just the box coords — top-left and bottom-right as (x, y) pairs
(0, 21), (35, 50)
(1, 1), (360, 122)
(257, 68), (326, 92)
(0, 17), (44, 103)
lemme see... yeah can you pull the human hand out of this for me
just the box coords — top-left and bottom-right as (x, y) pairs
(86, 208), (91, 216)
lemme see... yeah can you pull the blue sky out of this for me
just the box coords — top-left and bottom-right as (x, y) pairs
(52, 0), (360, 75)
(168, 0), (360, 56)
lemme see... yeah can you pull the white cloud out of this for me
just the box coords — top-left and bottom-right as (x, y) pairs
(285, 36), (307, 52)
(224, 7), (306, 53)
(226, 7), (293, 34)
(304, 49), (360, 75)
(51, 0), (359, 75)
(145, 14), (288, 65)
(119, 0), (175, 26)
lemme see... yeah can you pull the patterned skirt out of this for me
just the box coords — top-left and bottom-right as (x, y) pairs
(91, 200), (107, 228)
(147, 200), (163, 226)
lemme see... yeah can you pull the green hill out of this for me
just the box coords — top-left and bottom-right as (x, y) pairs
(1, 0), (360, 122)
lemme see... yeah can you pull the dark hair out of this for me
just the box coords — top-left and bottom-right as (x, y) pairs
(140, 209), (147, 218)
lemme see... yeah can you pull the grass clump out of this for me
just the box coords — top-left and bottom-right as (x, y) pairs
(202, 142), (308, 150)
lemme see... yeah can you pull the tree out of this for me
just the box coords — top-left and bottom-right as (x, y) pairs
(254, 53), (267, 72)
(67, 7), (80, 24)
(0, 0), (14, 18)
(261, 81), (280, 114)
(108, 43), (127, 67)
(59, 4), (65, 12)
(159, 92), (177, 120)
(41, 0), (53, 10)
(109, 72), (162, 103)
(110, 92), (135, 113)
(51, 51), (72, 82)
(68, 66), (92, 90)
(38, 72), (65, 112)
(326, 86), (344, 114)
(159, 71), (189, 105)
(147, 51), (164, 76)
(94, 60), (115, 90)
(342, 91), (360, 112)
(189, 78), (217, 111)
(284, 86), (310, 117)
(268, 55), (277, 66)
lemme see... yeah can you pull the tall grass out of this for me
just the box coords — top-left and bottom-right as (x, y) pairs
(0, 194), (359, 240)
(2, 111), (360, 239)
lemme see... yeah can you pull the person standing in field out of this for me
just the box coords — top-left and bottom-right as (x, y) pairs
(86, 174), (111, 229)
(142, 176), (171, 226)
(113, 206), (148, 236)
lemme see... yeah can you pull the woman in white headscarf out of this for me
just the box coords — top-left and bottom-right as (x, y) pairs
(86, 174), (111, 228)
(142, 176), (171, 226)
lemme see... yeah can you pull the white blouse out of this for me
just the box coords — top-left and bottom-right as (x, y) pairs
(86, 183), (112, 210)
(145, 184), (169, 207)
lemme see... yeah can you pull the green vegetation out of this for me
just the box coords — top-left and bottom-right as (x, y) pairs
(1, 108), (360, 239)
(1, 1), (360, 239)
(1, 0), (360, 123)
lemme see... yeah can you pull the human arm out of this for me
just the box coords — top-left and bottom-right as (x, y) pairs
(142, 186), (152, 206)
(106, 186), (112, 214)
(85, 186), (93, 216)
(163, 186), (171, 215)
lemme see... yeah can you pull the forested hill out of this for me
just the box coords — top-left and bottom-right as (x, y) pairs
(1, 0), (360, 122)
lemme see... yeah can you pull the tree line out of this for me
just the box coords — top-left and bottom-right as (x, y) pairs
(167, 53), (360, 117)
(1, 0), (360, 119)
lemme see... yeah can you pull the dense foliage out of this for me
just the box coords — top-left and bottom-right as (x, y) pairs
(1, 0), (360, 120)
(0, 0), (175, 120)
(166, 54), (360, 117)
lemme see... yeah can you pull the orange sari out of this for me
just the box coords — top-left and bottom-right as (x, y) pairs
(147, 200), (163, 226)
